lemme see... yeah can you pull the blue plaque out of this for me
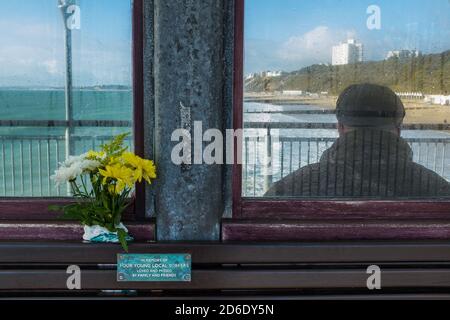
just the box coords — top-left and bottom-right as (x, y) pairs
(117, 254), (192, 282)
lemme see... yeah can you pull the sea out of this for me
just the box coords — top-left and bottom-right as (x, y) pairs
(0, 89), (133, 196)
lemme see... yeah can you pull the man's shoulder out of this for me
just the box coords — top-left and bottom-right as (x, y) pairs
(411, 162), (449, 182)
(409, 161), (450, 195)
(264, 163), (320, 197)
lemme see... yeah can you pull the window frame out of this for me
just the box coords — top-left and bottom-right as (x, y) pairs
(229, 0), (450, 241)
(0, 0), (147, 223)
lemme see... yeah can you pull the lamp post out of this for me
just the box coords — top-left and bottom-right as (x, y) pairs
(58, 0), (76, 161)
(58, 0), (78, 195)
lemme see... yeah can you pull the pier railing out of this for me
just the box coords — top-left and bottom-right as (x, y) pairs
(243, 123), (450, 197)
(1, 121), (449, 198)
(0, 134), (133, 197)
(0, 119), (132, 197)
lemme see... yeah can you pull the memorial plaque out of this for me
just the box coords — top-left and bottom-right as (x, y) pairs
(117, 254), (191, 282)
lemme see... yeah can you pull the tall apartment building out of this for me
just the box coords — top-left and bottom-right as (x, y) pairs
(332, 39), (364, 66)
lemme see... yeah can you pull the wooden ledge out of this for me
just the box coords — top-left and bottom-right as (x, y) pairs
(222, 220), (450, 241)
(0, 221), (155, 242)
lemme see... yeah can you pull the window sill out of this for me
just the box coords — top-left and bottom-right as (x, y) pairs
(0, 221), (155, 242)
(222, 219), (450, 241)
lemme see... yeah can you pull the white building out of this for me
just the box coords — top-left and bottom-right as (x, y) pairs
(425, 95), (450, 106)
(245, 71), (282, 79)
(332, 39), (364, 66)
(262, 71), (282, 78)
(386, 50), (421, 60)
(282, 90), (304, 96)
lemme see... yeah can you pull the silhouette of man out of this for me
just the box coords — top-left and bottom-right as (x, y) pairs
(265, 84), (450, 197)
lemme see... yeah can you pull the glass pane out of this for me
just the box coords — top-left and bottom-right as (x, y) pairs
(244, 0), (450, 199)
(0, 0), (133, 197)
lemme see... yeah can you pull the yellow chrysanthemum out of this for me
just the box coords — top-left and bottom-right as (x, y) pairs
(99, 164), (135, 194)
(86, 150), (106, 161)
(121, 152), (157, 184)
(107, 156), (120, 166)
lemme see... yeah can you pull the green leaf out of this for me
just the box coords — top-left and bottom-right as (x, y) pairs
(100, 132), (130, 158)
(113, 212), (122, 226)
(48, 205), (62, 212)
(59, 204), (83, 221)
(117, 229), (129, 252)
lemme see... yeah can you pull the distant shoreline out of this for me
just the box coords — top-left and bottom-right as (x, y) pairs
(245, 93), (450, 126)
(245, 94), (338, 109)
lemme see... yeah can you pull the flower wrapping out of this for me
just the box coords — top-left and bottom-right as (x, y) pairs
(83, 223), (134, 243)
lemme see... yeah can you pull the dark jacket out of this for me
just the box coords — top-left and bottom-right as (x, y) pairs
(265, 129), (450, 198)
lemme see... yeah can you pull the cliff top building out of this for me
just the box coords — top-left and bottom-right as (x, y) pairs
(332, 39), (364, 66)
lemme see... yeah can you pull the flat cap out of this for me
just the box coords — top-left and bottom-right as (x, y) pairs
(336, 83), (405, 128)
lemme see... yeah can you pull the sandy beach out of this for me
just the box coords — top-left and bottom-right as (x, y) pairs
(245, 93), (450, 125)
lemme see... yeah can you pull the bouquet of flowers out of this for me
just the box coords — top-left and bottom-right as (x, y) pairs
(51, 133), (156, 251)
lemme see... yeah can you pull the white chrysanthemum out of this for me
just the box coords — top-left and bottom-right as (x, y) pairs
(51, 164), (83, 186)
(80, 159), (101, 172)
(51, 154), (101, 186)
(63, 155), (85, 167)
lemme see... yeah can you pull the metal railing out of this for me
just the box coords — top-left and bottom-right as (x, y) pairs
(1, 121), (449, 198)
(243, 129), (450, 197)
(0, 135), (132, 197)
(0, 119), (132, 196)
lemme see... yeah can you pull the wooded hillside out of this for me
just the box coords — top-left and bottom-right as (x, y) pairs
(245, 51), (450, 95)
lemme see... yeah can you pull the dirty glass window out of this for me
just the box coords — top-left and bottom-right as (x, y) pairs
(0, 0), (133, 197)
(243, 0), (450, 199)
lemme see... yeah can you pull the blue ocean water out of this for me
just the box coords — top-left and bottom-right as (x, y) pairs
(0, 89), (133, 196)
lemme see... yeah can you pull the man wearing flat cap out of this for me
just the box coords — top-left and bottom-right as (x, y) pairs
(266, 83), (450, 198)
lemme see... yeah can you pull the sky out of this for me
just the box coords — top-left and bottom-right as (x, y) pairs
(245, 0), (450, 74)
(0, 0), (132, 87)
